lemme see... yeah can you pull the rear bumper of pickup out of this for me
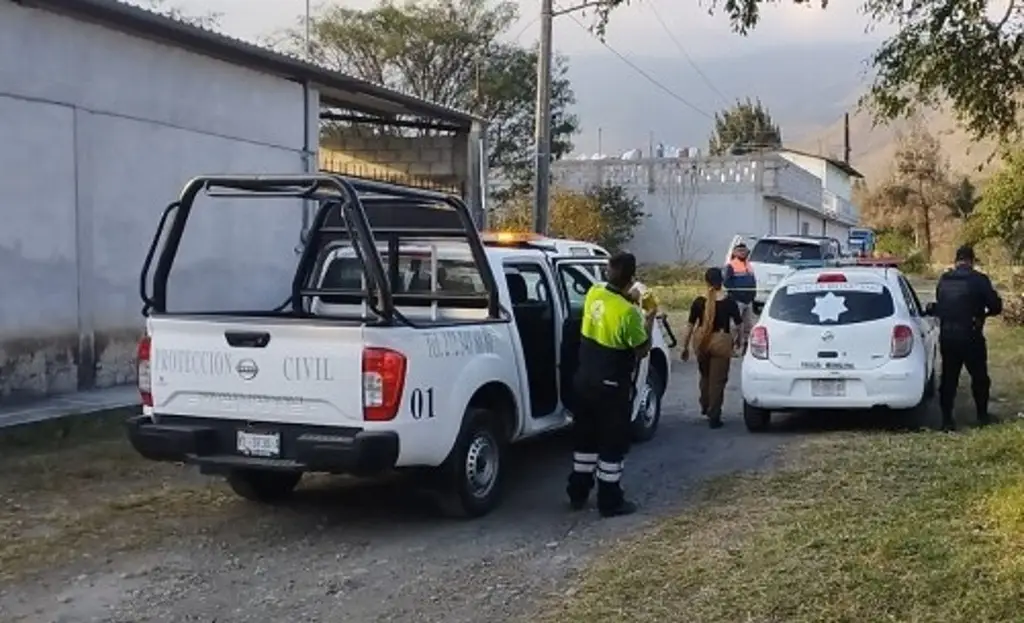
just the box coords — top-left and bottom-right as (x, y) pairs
(126, 414), (399, 476)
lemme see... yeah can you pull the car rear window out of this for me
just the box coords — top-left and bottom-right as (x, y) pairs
(750, 240), (822, 264)
(767, 281), (896, 325)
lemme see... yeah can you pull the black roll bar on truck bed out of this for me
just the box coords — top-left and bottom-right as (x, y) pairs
(139, 174), (500, 323)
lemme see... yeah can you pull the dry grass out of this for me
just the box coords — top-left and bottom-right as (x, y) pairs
(543, 319), (1024, 623)
(0, 410), (236, 582)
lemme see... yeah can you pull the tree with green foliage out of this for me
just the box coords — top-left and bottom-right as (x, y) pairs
(287, 0), (577, 194)
(707, 98), (782, 156)
(948, 176), (980, 220)
(970, 150), (1024, 259)
(859, 123), (951, 261)
(492, 184), (645, 251)
(592, 0), (1024, 143)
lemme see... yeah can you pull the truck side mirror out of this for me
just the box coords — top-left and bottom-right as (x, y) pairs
(924, 302), (937, 316)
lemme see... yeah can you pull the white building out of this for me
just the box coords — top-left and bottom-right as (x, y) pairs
(1, 0), (483, 401)
(551, 150), (862, 265)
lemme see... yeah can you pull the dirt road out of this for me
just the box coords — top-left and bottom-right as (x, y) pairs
(1, 358), (919, 623)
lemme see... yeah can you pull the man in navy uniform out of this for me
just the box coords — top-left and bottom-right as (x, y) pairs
(934, 245), (1003, 431)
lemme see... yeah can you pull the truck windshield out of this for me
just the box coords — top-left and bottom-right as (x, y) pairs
(750, 240), (822, 264)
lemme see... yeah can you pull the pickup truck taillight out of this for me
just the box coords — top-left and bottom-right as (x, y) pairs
(362, 347), (407, 421)
(137, 336), (153, 407)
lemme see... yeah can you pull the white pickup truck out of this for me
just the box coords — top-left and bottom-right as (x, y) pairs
(127, 175), (673, 518)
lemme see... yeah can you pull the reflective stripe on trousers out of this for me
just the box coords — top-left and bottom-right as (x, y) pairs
(596, 460), (623, 483)
(572, 452), (598, 474)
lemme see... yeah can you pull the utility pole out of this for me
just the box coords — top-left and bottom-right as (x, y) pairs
(304, 0), (312, 58)
(532, 0), (554, 234)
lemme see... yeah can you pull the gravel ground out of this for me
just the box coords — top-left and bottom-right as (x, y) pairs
(1, 357), (909, 623)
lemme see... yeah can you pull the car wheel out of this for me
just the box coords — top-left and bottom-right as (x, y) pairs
(743, 401), (771, 433)
(631, 366), (664, 443)
(226, 469), (301, 504)
(436, 407), (506, 519)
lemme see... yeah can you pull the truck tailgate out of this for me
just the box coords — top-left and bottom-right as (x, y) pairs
(148, 316), (364, 426)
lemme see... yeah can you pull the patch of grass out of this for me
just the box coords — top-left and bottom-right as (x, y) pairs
(0, 406), (136, 457)
(638, 263), (707, 287)
(0, 412), (235, 581)
(543, 324), (1024, 623)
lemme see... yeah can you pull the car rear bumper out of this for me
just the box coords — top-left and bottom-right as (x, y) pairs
(126, 414), (399, 475)
(741, 360), (926, 410)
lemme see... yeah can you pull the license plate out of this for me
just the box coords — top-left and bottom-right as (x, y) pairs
(237, 431), (280, 457)
(811, 379), (846, 397)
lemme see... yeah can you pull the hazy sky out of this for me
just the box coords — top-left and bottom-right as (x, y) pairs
(164, 0), (890, 58)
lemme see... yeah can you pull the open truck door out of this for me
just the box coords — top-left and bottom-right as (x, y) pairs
(548, 257), (666, 438)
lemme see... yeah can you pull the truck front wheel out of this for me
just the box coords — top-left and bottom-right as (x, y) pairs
(226, 469), (301, 503)
(631, 366), (664, 443)
(436, 407), (506, 519)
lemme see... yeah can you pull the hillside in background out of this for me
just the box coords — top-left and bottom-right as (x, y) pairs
(795, 108), (1000, 185)
(565, 42), (874, 156)
(566, 42), (999, 185)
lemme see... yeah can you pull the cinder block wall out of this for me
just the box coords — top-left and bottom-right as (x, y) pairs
(320, 131), (467, 192)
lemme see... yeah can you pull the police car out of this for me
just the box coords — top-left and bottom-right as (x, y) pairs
(740, 258), (938, 431)
(127, 175), (672, 519)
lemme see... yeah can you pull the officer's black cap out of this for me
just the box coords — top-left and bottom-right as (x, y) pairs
(955, 245), (977, 263)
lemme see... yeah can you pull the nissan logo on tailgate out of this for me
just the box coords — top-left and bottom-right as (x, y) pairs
(236, 359), (259, 381)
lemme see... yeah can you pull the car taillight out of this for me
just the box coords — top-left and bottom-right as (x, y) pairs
(891, 324), (914, 359)
(817, 273), (847, 283)
(749, 326), (769, 360)
(137, 336), (152, 407)
(362, 347), (408, 421)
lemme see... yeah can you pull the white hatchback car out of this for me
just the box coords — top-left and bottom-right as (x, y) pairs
(740, 261), (939, 432)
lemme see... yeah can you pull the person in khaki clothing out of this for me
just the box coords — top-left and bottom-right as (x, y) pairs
(681, 267), (741, 429)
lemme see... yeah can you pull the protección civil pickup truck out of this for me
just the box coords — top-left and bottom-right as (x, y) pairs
(127, 175), (673, 518)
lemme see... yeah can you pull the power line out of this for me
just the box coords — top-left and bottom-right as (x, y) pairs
(645, 1), (731, 108)
(559, 10), (712, 119)
(510, 15), (540, 43)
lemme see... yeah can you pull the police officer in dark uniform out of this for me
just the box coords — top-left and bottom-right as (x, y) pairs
(566, 252), (656, 517)
(934, 245), (1003, 431)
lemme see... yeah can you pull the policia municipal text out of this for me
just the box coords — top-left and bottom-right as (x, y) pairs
(567, 253), (656, 517)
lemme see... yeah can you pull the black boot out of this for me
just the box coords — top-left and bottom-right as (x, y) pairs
(566, 472), (594, 511)
(708, 411), (724, 429)
(597, 481), (637, 518)
(941, 411), (957, 432)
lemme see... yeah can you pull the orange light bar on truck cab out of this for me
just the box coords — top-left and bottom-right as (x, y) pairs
(481, 231), (548, 245)
(855, 256), (902, 267)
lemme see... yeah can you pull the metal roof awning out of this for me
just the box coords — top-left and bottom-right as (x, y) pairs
(14, 0), (482, 128)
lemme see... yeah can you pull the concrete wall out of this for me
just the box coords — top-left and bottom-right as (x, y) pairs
(320, 130), (468, 192)
(779, 152), (826, 182)
(552, 156), (854, 266)
(554, 158), (767, 265)
(0, 3), (316, 401)
(824, 162), (853, 201)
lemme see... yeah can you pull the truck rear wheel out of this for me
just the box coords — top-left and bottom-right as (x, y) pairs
(226, 469), (301, 503)
(436, 407), (506, 519)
